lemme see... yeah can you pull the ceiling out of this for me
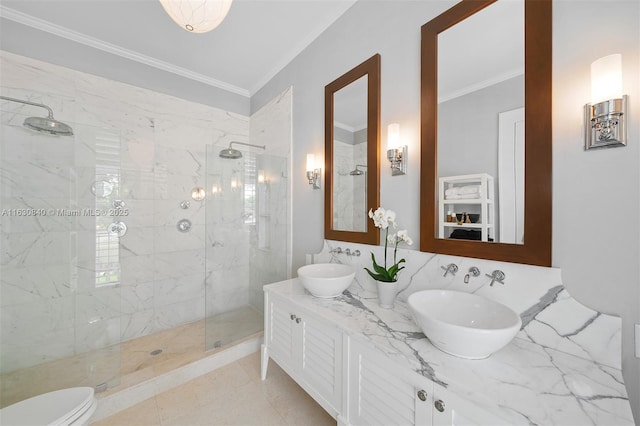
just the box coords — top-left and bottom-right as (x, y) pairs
(0, 0), (357, 98)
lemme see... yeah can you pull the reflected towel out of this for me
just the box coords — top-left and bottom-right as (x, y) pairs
(445, 185), (481, 199)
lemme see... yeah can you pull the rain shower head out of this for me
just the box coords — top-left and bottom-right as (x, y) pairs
(0, 95), (74, 136)
(219, 141), (266, 159)
(219, 147), (243, 159)
(23, 116), (74, 136)
(349, 164), (367, 176)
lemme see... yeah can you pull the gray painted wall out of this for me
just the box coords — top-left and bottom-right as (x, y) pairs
(0, 19), (250, 115)
(252, 0), (640, 419)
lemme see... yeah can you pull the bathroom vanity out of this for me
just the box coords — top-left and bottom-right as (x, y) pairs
(261, 276), (633, 425)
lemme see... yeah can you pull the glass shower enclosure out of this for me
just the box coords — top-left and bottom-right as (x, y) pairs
(205, 145), (289, 351)
(0, 105), (122, 407)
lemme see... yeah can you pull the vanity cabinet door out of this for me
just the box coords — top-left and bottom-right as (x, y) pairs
(432, 384), (509, 426)
(347, 338), (433, 426)
(299, 313), (343, 412)
(266, 295), (297, 369)
(265, 294), (343, 416)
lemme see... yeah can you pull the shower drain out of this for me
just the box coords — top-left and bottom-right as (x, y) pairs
(150, 349), (163, 356)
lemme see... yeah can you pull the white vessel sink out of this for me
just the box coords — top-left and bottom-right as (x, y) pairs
(297, 263), (355, 298)
(407, 290), (522, 359)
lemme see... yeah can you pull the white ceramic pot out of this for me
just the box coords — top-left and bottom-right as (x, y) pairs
(376, 280), (399, 309)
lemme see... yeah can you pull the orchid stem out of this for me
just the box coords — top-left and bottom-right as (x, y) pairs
(384, 227), (388, 269)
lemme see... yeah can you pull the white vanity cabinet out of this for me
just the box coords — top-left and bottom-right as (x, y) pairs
(431, 384), (510, 426)
(262, 292), (343, 417)
(348, 338), (508, 426)
(262, 284), (510, 426)
(347, 338), (433, 425)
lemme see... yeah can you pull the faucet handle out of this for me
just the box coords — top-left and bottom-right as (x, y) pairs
(330, 247), (343, 254)
(441, 263), (458, 277)
(345, 248), (351, 256)
(485, 270), (505, 286)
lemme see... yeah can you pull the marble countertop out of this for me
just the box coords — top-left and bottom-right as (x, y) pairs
(265, 278), (633, 425)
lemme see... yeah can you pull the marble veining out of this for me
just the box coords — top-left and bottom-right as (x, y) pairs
(267, 276), (633, 425)
(315, 240), (622, 370)
(271, 239), (634, 424)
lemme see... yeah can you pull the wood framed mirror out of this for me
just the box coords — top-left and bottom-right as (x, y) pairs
(325, 54), (381, 244)
(420, 0), (551, 266)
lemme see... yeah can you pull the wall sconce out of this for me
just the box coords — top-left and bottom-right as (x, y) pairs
(191, 187), (206, 201)
(584, 54), (628, 150)
(386, 123), (407, 175)
(306, 154), (321, 189)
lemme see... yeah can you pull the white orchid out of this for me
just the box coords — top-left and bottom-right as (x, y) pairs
(369, 207), (390, 229)
(365, 207), (413, 283)
(397, 229), (413, 246)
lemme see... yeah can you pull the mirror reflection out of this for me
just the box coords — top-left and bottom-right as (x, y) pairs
(332, 75), (368, 232)
(437, 0), (524, 244)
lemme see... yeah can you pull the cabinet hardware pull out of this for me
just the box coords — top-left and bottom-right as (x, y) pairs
(434, 399), (446, 412)
(417, 390), (427, 401)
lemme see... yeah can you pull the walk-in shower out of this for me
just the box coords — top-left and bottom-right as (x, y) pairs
(0, 95), (74, 136)
(219, 141), (265, 159)
(1, 103), (289, 409)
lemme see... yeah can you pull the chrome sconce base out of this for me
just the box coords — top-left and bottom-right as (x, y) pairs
(584, 95), (627, 150)
(307, 169), (321, 189)
(387, 146), (407, 176)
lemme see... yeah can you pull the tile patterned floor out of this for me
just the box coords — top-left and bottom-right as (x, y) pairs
(1, 306), (264, 408)
(91, 352), (335, 426)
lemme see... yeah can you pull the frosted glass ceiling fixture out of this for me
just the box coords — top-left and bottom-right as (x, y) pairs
(159, 0), (233, 33)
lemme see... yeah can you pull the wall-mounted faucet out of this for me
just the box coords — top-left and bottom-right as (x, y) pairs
(486, 270), (505, 286)
(464, 267), (480, 284)
(344, 248), (361, 257)
(441, 263), (458, 277)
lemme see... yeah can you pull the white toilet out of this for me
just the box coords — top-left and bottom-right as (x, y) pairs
(0, 387), (97, 426)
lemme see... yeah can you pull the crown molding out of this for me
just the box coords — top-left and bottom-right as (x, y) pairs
(438, 68), (524, 104)
(0, 5), (250, 98)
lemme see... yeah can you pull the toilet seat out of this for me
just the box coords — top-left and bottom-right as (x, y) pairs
(0, 387), (97, 426)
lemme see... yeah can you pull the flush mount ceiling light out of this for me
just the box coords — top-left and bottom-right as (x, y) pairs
(159, 0), (233, 33)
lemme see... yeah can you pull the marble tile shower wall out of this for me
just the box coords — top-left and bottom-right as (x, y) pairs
(248, 87), (292, 313)
(333, 140), (367, 231)
(0, 51), (249, 371)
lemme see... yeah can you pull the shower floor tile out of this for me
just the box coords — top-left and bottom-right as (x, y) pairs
(91, 352), (334, 426)
(0, 306), (264, 408)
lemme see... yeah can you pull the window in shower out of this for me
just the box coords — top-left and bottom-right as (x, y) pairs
(94, 132), (121, 287)
(243, 152), (257, 225)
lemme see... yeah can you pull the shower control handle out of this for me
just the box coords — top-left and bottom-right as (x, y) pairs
(290, 314), (297, 321)
(108, 222), (127, 237)
(295, 317), (302, 324)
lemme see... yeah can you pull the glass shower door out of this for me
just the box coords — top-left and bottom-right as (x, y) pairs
(0, 107), (122, 406)
(204, 146), (288, 351)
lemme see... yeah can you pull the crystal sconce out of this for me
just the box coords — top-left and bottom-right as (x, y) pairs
(306, 154), (321, 189)
(584, 54), (628, 150)
(386, 123), (407, 175)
